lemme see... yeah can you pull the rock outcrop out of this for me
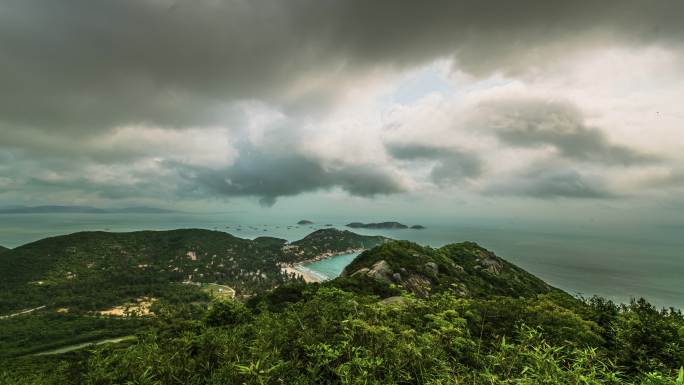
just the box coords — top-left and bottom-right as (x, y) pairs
(341, 240), (555, 299)
(367, 260), (393, 282)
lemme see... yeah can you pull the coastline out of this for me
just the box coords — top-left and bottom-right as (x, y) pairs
(280, 248), (366, 283)
(280, 264), (327, 283)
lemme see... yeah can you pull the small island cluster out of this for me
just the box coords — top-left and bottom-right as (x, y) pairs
(296, 220), (425, 229)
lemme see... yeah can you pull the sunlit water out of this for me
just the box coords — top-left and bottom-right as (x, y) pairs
(1, 212), (682, 309)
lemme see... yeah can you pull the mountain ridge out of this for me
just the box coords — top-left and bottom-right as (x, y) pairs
(342, 240), (555, 298)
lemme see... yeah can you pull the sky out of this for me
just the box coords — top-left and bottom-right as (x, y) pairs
(1, 0), (683, 227)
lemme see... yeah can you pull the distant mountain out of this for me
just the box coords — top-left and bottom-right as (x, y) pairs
(342, 240), (555, 298)
(346, 221), (409, 229)
(297, 219), (314, 225)
(0, 205), (176, 214)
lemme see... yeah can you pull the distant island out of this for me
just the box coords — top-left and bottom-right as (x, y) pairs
(346, 222), (426, 229)
(346, 221), (409, 229)
(0, 205), (176, 214)
(297, 219), (314, 225)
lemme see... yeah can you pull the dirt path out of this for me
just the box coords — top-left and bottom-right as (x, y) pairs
(0, 305), (46, 319)
(34, 336), (135, 356)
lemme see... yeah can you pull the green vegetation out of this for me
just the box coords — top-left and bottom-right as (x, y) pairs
(4, 287), (681, 384)
(0, 244), (8, 253)
(1, 231), (682, 384)
(283, 228), (388, 262)
(200, 283), (236, 300)
(0, 229), (386, 314)
(0, 312), (143, 358)
(343, 240), (555, 298)
(0, 229), (281, 313)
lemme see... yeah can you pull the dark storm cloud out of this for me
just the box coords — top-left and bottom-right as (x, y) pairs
(386, 143), (482, 185)
(174, 145), (406, 206)
(1, 0), (683, 134)
(486, 167), (615, 199)
(478, 99), (659, 165)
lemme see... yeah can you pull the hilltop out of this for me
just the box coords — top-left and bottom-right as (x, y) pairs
(342, 240), (553, 298)
(0, 245), (8, 253)
(282, 228), (389, 262)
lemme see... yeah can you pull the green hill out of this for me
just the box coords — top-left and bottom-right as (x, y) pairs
(342, 240), (554, 298)
(282, 228), (389, 262)
(0, 245), (8, 253)
(0, 229), (389, 314)
(252, 236), (288, 247)
(0, 229), (283, 313)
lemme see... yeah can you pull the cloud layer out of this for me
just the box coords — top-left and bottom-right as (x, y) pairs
(1, 0), (683, 208)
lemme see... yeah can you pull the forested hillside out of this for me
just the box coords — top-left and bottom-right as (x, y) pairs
(59, 289), (682, 385)
(0, 229), (281, 313)
(1, 232), (683, 384)
(0, 229), (388, 314)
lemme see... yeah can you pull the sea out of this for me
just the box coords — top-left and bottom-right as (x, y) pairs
(1, 212), (682, 309)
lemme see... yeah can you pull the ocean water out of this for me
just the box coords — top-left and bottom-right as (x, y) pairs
(0, 213), (682, 309)
(302, 252), (361, 280)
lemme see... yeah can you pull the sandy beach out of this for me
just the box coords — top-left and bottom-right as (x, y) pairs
(280, 264), (325, 283)
(279, 248), (367, 283)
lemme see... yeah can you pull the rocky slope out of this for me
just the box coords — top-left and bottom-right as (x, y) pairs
(342, 240), (555, 298)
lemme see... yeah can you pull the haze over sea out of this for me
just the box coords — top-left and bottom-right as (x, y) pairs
(1, 212), (682, 309)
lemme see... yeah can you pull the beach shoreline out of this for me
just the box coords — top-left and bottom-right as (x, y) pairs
(279, 248), (366, 283)
(280, 263), (326, 283)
